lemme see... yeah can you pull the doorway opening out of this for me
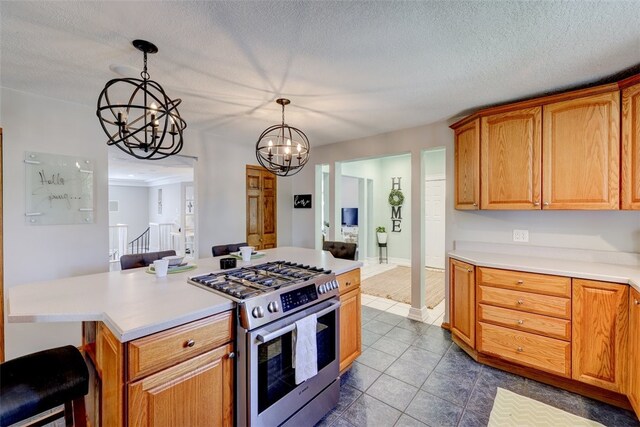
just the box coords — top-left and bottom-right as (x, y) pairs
(108, 152), (197, 271)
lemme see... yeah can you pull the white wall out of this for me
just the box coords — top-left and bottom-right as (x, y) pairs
(292, 119), (640, 317)
(2, 88), (109, 359)
(108, 185), (149, 240)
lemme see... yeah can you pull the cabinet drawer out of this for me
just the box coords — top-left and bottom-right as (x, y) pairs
(478, 267), (570, 298)
(478, 304), (571, 341)
(478, 286), (570, 319)
(478, 322), (571, 377)
(337, 269), (361, 295)
(128, 311), (233, 381)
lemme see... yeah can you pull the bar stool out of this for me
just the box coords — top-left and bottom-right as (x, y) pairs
(0, 345), (89, 427)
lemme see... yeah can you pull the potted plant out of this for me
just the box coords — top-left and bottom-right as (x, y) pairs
(376, 226), (387, 244)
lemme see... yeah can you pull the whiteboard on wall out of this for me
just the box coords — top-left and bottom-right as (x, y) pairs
(24, 151), (94, 225)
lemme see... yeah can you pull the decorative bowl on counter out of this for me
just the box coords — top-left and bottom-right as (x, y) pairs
(163, 255), (185, 266)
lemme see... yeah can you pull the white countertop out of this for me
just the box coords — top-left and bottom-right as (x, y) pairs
(449, 250), (640, 292)
(8, 247), (362, 342)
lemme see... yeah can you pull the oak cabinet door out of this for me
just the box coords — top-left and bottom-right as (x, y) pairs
(572, 279), (628, 392)
(542, 91), (620, 209)
(449, 259), (475, 348)
(622, 83), (640, 210)
(339, 287), (362, 372)
(481, 107), (542, 209)
(454, 119), (480, 210)
(128, 344), (234, 427)
(97, 324), (124, 427)
(629, 288), (640, 417)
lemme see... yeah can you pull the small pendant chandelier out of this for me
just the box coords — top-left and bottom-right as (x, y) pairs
(256, 98), (310, 177)
(97, 40), (186, 160)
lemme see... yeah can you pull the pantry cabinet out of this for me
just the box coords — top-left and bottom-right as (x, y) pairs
(622, 82), (640, 210)
(449, 259), (475, 348)
(572, 279), (628, 392)
(629, 288), (640, 414)
(542, 92), (620, 210)
(337, 268), (361, 372)
(480, 107), (541, 209)
(454, 119), (480, 210)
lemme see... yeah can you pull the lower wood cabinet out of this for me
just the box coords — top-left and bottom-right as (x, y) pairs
(94, 311), (234, 427)
(572, 279), (628, 393)
(337, 268), (362, 372)
(449, 259), (475, 348)
(450, 258), (640, 419)
(629, 288), (640, 414)
(128, 344), (233, 427)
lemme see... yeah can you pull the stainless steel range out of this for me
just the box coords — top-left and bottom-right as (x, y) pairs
(189, 261), (341, 426)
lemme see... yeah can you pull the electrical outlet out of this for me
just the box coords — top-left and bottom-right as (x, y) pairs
(513, 229), (529, 243)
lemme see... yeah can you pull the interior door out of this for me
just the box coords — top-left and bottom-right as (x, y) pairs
(425, 178), (445, 269)
(246, 166), (277, 250)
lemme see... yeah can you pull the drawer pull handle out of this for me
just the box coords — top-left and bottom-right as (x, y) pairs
(473, 202), (478, 207)
(517, 320), (524, 325)
(635, 299), (640, 306)
(516, 280), (524, 285)
(517, 299), (524, 305)
(346, 281), (351, 287)
(185, 339), (195, 348)
(517, 347), (524, 353)
(467, 269), (472, 273)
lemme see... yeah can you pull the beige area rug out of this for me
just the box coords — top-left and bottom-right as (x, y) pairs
(488, 388), (604, 427)
(360, 266), (445, 309)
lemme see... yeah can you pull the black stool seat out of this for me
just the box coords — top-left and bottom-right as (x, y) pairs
(0, 345), (89, 426)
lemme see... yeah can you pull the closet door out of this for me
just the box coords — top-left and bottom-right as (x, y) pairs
(246, 165), (277, 250)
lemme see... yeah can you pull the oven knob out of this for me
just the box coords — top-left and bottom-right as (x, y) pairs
(267, 301), (279, 313)
(332, 281), (338, 290)
(252, 306), (265, 318)
(319, 284), (326, 294)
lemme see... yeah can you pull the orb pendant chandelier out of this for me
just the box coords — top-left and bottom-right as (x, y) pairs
(96, 40), (186, 160)
(256, 98), (310, 177)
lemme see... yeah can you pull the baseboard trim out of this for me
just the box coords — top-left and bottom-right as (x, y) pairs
(440, 322), (451, 331)
(408, 306), (430, 323)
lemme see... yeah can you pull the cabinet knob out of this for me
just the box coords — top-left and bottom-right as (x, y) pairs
(228, 352), (235, 359)
(346, 281), (351, 287)
(472, 203), (478, 207)
(517, 346), (524, 353)
(517, 280), (524, 285)
(533, 202), (540, 206)
(185, 339), (195, 348)
(544, 202), (550, 206)
(467, 269), (473, 273)
(517, 299), (524, 305)
(635, 299), (640, 306)
(517, 320), (524, 325)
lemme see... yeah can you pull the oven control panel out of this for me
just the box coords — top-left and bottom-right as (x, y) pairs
(281, 284), (319, 313)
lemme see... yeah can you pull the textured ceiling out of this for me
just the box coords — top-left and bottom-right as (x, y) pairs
(2, 1), (639, 148)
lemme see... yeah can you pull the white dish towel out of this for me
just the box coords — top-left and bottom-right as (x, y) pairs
(292, 313), (318, 385)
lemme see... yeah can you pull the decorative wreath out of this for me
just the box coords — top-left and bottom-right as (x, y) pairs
(388, 189), (405, 206)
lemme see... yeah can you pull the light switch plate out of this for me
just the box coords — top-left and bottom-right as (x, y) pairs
(513, 229), (529, 243)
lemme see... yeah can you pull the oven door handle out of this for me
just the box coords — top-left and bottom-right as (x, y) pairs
(256, 300), (341, 343)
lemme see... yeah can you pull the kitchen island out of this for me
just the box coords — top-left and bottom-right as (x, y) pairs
(8, 246), (363, 426)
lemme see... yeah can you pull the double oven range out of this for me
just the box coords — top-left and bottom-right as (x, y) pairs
(189, 261), (341, 426)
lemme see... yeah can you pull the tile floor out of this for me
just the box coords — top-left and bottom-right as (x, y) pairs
(315, 307), (640, 427)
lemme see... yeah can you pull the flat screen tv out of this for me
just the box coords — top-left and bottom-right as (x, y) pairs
(341, 208), (358, 226)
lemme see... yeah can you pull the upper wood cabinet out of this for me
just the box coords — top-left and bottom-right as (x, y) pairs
(628, 287), (640, 415)
(572, 279), (628, 393)
(481, 107), (541, 209)
(542, 91), (620, 210)
(622, 82), (640, 210)
(449, 258), (475, 348)
(454, 119), (480, 210)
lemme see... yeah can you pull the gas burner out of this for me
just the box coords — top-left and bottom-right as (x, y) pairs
(188, 260), (339, 329)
